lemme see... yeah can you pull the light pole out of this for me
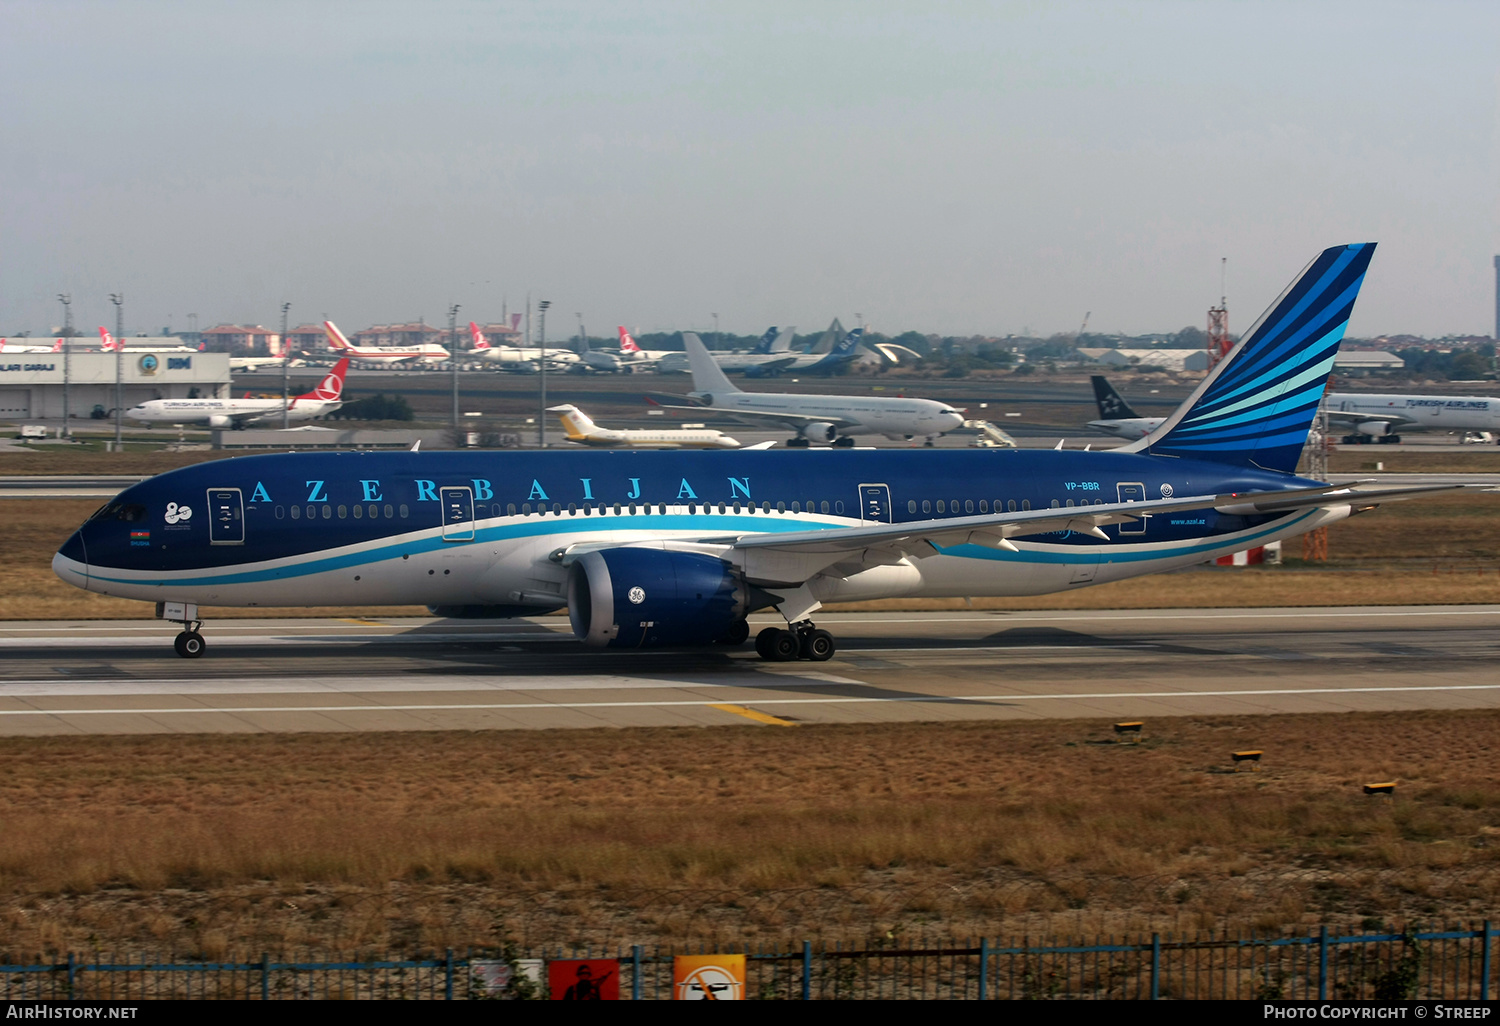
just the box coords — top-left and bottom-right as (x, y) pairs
(576, 312), (585, 355)
(280, 302), (291, 428)
(448, 304), (461, 443)
(57, 294), (72, 437)
(712, 312), (719, 350)
(109, 293), (124, 449)
(537, 300), (550, 448)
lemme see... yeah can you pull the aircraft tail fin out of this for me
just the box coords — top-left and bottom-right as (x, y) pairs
(549, 404), (594, 438)
(618, 326), (641, 353)
(323, 321), (353, 351)
(751, 327), (780, 355)
(301, 357), (350, 401)
(1130, 243), (1376, 474)
(770, 326), (796, 353)
(1091, 376), (1140, 419)
(469, 321), (489, 350)
(683, 332), (740, 396)
(98, 327), (119, 351)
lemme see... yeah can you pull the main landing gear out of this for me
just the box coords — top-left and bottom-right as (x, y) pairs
(754, 621), (835, 662)
(173, 628), (206, 659)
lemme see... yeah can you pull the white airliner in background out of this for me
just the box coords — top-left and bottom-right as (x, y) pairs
(551, 404), (745, 448)
(0, 338), (62, 354)
(126, 359), (349, 429)
(99, 328), (199, 353)
(469, 323), (579, 371)
(1326, 392), (1500, 444)
(230, 355), (307, 372)
(658, 333), (964, 446)
(615, 327), (672, 368)
(324, 321), (450, 364)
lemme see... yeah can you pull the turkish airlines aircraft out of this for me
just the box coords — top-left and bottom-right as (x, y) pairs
(615, 327), (673, 367)
(99, 328), (199, 353)
(468, 322), (578, 371)
(125, 359), (350, 429)
(324, 321), (450, 364)
(0, 338), (63, 354)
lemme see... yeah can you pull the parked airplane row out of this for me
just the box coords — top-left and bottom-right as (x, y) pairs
(60, 243), (1482, 666)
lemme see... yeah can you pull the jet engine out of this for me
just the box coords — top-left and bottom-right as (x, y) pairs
(207, 415), (234, 429)
(568, 547), (758, 648)
(797, 421), (837, 443)
(1356, 421), (1392, 437)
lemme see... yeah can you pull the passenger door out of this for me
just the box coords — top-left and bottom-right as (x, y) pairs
(1116, 482), (1146, 535)
(859, 483), (891, 523)
(206, 487), (245, 545)
(440, 486), (475, 542)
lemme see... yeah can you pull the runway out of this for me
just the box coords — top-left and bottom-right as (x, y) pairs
(0, 606), (1496, 734)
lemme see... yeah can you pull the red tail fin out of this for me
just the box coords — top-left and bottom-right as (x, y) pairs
(469, 321), (488, 349)
(299, 358), (349, 401)
(98, 326), (118, 351)
(618, 326), (640, 353)
(53, 339), (65, 353)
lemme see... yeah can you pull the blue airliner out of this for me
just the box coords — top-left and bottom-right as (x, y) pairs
(55, 244), (1450, 661)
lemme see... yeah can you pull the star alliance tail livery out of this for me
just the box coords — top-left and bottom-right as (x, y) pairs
(57, 244), (1459, 661)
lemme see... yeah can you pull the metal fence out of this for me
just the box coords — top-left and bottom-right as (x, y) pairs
(2, 924), (1492, 1000)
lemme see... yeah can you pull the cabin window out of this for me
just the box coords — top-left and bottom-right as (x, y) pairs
(507, 503), (516, 516)
(907, 500), (916, 514)
(836, 501), (844, 514)
(1050, 499), (1060, 509)
(979, 500), (988, 513)
(552, 504), (561, 514)
(1066, 499), (1075, 507)
(352, 504), (362, 519)
(936, 500), (945, 513)
(1021, 500), (1031, 511)
(790, 502), (799, 513)
(568, 503), (577, 515)
(820, 501), (830, 514)
(1007, 500), (1017, 512)
(718, 503), (726, 514)
(399, 504), (409, 518)
(290, 506), (300, 520)
(733, 502), (741, 514)
(761, 502), (770, 512)
(965, 500), (974, 514)
(922, 500), (931, 513)
(522, 503), (532, 515)
(322, 506), (333, 519)
(275, 506), (284, 520)
(337, 505), (347, 519)
(950, 498), (959, 512)
(778, 502), (787, 513)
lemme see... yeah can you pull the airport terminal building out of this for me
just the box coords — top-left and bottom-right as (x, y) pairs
(0, 351), (230, 420)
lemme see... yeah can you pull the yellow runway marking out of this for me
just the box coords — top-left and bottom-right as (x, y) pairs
(339, 618), (389, 626)
(710, 703), (798, 727)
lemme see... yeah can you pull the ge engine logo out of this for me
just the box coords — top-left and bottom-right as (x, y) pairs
(627, 586), (646, 605)
(1160, 483), (1174, 497)
(164, 502), (193, 525)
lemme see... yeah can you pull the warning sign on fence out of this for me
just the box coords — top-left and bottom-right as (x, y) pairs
(673, 954), (745, 1000)
(549, 958), (619, 1000)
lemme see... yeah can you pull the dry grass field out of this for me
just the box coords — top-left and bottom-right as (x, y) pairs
(0, 714), (1496, 955)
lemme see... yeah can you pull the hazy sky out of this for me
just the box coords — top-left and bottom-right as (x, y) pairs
(3, 1), (1497, 339)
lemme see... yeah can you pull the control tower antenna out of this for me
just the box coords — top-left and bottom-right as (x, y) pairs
(1206, 257), (1231, 369)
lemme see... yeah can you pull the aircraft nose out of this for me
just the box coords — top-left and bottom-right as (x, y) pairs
(53, 528), (90, 590)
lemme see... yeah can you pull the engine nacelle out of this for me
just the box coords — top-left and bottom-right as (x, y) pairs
(1356, 421), (1392, 437)
(568, 548), (751, 648)
(207, 415), (234, 429)
(798, 421), (837, 443)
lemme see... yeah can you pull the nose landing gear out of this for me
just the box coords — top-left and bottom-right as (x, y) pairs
(157, 600), (206, 658)
(754, 621), (836, 662)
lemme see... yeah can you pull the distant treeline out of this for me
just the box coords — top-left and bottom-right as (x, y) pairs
(328, 394), (414, 421)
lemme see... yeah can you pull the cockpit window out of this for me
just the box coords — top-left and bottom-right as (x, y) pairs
(89, 503), (147, 523)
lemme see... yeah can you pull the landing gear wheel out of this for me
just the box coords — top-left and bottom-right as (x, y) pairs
(786, 437), (811, 448)
(174, 631), (205, 659)
(800, 629), (835, 661)
(832, 436), (855, 448)
(756, 627), (799, 661)
(718, 618), (750, 646)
